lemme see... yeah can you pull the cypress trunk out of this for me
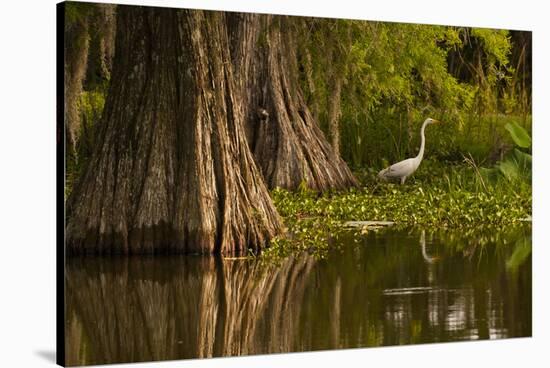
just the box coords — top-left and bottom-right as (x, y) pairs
(66, 7), (283, 255)
(229, 14), (358, 191)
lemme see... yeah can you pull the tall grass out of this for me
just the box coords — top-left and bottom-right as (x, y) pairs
(340, 112), (532, 171)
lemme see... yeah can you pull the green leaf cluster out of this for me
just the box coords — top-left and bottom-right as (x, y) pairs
(266, 161), (531, 259)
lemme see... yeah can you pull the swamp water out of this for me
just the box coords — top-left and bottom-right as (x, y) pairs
(65, 225), (531, 365)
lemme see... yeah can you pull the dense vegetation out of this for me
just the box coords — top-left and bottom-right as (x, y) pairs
(299, 20), (531, 167)
(266, 117), (531, 259)
(266, 160), (531, 259)
(64, 3), (531, 257)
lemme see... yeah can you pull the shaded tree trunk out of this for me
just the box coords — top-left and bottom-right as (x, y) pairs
(85, 4), (117, 89)
(64, 4), (116, 156)
(229, 14), (358, 191)
(66, 7), (283, 255)
(64, 9), (89, 154)
(509, 31), (531, 117)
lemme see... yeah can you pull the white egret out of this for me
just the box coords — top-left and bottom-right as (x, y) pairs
(378, 118), (441, 184)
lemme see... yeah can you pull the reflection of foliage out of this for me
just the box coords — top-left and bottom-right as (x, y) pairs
(506, 236), (532, 272)
(423, 224), (531, 267)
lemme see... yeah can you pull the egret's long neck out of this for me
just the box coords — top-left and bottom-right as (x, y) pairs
(416, 120), (429, 161)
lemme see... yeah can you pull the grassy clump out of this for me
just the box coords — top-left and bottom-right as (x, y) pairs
(66, 90), (106, 200)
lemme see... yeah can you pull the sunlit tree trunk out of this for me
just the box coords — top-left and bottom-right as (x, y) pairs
(66, 7), (282, 255)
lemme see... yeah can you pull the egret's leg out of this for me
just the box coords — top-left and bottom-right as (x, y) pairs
(400, 176), (407, 185)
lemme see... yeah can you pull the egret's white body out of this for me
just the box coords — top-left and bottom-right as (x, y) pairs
(378, 118), (440, 184)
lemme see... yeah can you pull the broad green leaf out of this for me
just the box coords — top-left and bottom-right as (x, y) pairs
(505, 122), (531, 148)
(498, 158), (519, 181)
(513, 148), (532, 167)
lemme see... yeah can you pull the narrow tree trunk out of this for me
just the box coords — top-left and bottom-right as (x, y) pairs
(229, 14), (358, 191)
(406, 105), (413, 156)
(64, 12), (89, 154)
(328, 74), (343, 156)
(66, 7), (283, 255)
(303, 48), (320, 122)
(65, 4), (116, 155)
(85, 4), (117, 89)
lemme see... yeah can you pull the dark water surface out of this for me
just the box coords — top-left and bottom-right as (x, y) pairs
(65, 226), (531, 366)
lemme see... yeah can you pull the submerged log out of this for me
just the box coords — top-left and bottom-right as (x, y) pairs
(343, 221), (395, 229)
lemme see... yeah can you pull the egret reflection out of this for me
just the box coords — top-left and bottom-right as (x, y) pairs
(420, 230), (440, 264)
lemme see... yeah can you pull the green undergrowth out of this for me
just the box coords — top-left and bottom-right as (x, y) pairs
(263, 162), (531, 261)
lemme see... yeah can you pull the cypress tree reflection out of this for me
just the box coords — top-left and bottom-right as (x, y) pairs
(66, 226), (531, 366)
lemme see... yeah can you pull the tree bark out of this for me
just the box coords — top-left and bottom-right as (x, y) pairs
(228, 14), (358, 191)
(66, 7), (283, 255)
(328, 74), (343, 156)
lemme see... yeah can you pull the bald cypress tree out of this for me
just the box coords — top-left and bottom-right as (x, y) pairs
(66, 6), (283, 255)
(228, 14), (358, 191)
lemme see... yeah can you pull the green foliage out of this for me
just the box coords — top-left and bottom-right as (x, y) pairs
(266, 161), (531, 259)
(80, 90), (106, 123)
(62, 13), (532, 263)
(478, 119), (532, 188)
(65, 2), (95, 27)
(65, 90), (106, 200)
(497, 149), (531, 181)
(471, 28), (512, 68)
(505, 121), (531, 148)
(298, 19), (530, 169)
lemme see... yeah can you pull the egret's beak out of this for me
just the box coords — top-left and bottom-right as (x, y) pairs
(433, 119), (441, 124)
